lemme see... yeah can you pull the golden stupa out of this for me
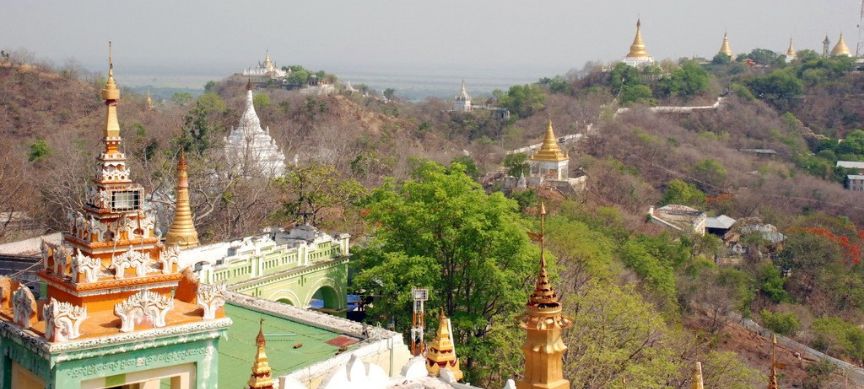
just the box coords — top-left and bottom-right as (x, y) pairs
(832, 33), (851, 56)
(247, 320), (275, 389)
(164, 151), (200, 248)
(785, 39), (796, 60)
(425, 309), (464, 381)
(718, 32), (733, 57)
(626, 19), (651, 58)
(530, 119), (568, 162)
(517, 203), (572, 389)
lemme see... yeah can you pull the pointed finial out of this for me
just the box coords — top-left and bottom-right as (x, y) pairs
(246, 77), (252, 91)
(257, 318), (266, 346)
(108, 41), (113, 72)
(637, 18), (641, 29)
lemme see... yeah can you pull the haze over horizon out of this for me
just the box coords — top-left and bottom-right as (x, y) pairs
(2, 0), (861, 93)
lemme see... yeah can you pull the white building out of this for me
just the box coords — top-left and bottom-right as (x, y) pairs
(242, 50), (288, 81)
(453, 81), (472, 112)
(223, 83), (287, 177)
(622, 19), (655, 67)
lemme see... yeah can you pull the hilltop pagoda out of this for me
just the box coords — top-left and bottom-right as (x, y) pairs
(718, 32), (733, 58)
(832, 33), (851, 57)
(623, 19), (655, 67)
(0, 44), (231, 388)
(224, 81), (287, 177)
(529, 119), (569, 181)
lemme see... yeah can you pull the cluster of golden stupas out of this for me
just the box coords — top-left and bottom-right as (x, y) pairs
(623, 18), (855, 66)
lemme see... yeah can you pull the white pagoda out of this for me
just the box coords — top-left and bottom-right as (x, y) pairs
(224, 82), (287, 177)
(453, 80), (472, 112)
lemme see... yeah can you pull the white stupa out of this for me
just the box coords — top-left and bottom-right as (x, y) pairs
(224, 82), (287, 177)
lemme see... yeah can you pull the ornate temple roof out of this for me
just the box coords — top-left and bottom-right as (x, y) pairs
(425, 309), (463, 381)
(626, 19), (651, 59)
(530, 119), (568, 162)
(224, 84), (287, 176)
(832, 33), (851, 56)
(248, 319), (276, 389)
(243, 50), (288, 78)
(718, 32), (733, 57)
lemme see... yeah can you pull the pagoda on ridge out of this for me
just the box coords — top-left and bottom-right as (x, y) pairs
(622, 19), (655, 67)
(224, 81), (287, 177)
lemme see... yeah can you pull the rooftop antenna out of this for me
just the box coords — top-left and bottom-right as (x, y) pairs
(410, 287), (429, 356)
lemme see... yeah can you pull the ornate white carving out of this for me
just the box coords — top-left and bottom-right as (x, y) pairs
(111, 247), (150, 279)
(159, 245), (179, 274)
(89, 215), (110, 242)
(98, 163), (130, 182)
(74, 211), (88, 239)
(40, 240), (51, 271)
(12, 286), (36, 330)
(43, 297), (87, 342)
(196, 283), (227, 320)
(72, 248), (101, 283)
(52, 244), (69, 276)
(114, 290), (174, 332)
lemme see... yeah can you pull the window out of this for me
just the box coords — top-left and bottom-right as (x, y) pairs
(111, 190), (140, 212)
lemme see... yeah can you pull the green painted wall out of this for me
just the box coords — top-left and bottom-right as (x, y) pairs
(1, 328), (226, 389)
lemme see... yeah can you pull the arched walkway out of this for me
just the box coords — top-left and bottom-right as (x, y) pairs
(267, 290), (302, 308)
(308, 286), (340, 310)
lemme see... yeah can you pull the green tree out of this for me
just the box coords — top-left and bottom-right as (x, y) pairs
(746, 70), (803, 110)
(758, 264), (789, 303)
(170, 92), (193, 106)
(502, 152), (529, 177)
(253, 93), (270, 110)
(760, 309), (799, 335)
(287, 68), (310, 85)
(738, 48), (780, 66)
(609, 62), (642, 95)
(28, 139), (50, 162)
(352, 160), (537, 383)
(274, 163), (365, 226)
(661, 179), (706, 206)
(204, 80), (217, 92)
(176, 101), (215, 154)
(656, 61), (710, 99)
(495, 84), (546, 118)
(620, 84), (653, 105)
(693, 159), (727, 188)
(539, 75), (571, 94)
(197, 92), (226, 114)
(564, 280), (680, 387)
(383, 88), (396, 100)
(711, 53), (732, 65)
(449, 156), (480, 179)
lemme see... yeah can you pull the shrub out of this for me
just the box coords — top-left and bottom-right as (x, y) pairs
(760, 309), (799, 335)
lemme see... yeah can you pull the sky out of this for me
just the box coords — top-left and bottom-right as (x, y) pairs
(2, 1), (862, 90)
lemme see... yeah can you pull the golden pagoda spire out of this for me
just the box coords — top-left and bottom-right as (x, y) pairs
(146, 90), (154, 111)
(768, 334), (779, 389)
(165, 151), (200, 249)
(425, 308), (464, 381)
(248, 319), (275, 389)
(627, 18), (651, 58)
(530, 119), (568, 162)
(691, 361), (704, 389)
(832, 33), (851, 56)
(719, 32), (733, 57)
(785, 38), (796, 60)
(518, 202), (572, 389)
(101, 41), (122, 153)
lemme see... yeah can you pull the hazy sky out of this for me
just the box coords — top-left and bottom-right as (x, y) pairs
(2, 1), (861, 81)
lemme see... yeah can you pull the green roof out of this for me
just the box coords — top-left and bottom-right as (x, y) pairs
(219, 303), (356, 389)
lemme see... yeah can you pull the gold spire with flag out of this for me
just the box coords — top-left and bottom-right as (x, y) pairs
(165, 151), (200, 249)
(102, 41), (121, 152)
(425, 309), (463, 380)
(832, 33), (851, 56)
(248, 319), (275, 389)
(517, 202), (572, 389)
(530, 119), (568, 162)
(627, 19), (651, 58)
(718, 32), (733, 57)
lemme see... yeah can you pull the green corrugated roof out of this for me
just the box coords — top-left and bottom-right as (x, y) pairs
(219, 303), (354, 389)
